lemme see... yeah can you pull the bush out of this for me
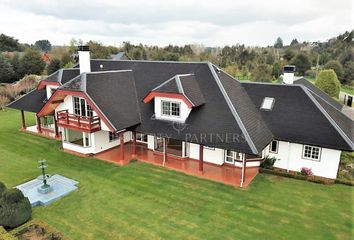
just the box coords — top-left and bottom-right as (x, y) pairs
(251, 64), (272, 82)
(0, 182), (32, 229)
(260, 156), (277, 169)
(291, 53), (311, 75)
(305, 69), (317, 79)
(324, 60), (344, 82)
(300, 167), (314, 176)
(0, 95), (10, 111)
(315, 69), (341, 98)
(0, 226), (17, 240)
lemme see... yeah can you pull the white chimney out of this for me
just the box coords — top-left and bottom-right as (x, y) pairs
(283, 65), (296, 84)
(78, 46), (91, 74)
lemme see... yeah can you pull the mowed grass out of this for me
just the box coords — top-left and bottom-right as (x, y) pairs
(0, 109), (353, 240)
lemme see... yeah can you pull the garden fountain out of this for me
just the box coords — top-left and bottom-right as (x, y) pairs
(15, 160), (79, 206)
(37, 160), (53, 194)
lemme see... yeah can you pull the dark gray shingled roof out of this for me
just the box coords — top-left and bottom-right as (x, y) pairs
(214, 67), (274, 154)
(43, 68), (80, 85)
(151, 73), (205, 107)
(294, 78), (343, 110)
(75, 60), (271, 154)
(7, 89), (47, 113)
(242, 82), (354, 151)
(60, 70), (141, 131)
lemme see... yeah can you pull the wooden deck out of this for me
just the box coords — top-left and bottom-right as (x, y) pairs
(95, 143), (259, 188)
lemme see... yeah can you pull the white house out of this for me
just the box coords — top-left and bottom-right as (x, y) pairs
(9, 47), (354, 187)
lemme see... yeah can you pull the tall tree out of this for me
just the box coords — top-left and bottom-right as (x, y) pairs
(291, 53), (311, 75)
(47, 58), (61, 74)
(0, 55), (14, 83)
(290, 39), (299, 46)
(9, 53), (21, 81)
(0, 34), (22, 51)
(19, 49), (46, 76)
(34, 40), (52, 52)
(87, 41), (111, 59)
(315, 70), (341, 98)
(274, 37), (283, 48)
(251, 64), (273, 82)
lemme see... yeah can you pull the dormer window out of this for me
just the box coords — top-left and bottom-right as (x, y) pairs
(162, 100), (180, 117)
(261, 97), (275, 110)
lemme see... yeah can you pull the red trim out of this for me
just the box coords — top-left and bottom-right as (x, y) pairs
(36, 115), (42, 133)
(37, 80), (60, 90)
(143, 91), (193, 108)
(120, 132), (125, 160)
(37, 89), (115, 132)
(199, 145), (204, 172)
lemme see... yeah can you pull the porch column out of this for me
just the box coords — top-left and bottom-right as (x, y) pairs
(36, 115), (42, 133)
(240, 155), (247, 188)
(54, 116), (59, 138)
(120, 132), (125, 160)
(132, 131), (137, 157)
(20, 110), (26, 129)
(199, 144), (204, 173)
(163, 138), (167, 166)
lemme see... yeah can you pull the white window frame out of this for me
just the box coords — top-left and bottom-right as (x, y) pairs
(73, 96), (94, 117)
(224, 150), (243, 164)
(109, 132), (119, 142)
(161, 100), (181, 117)
(269, 140), (278, 154)
(136, 133), (148, 144)
(260, 97), (275, 110)
(302, 145), (321, 161)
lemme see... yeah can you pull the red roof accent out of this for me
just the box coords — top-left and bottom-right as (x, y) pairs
(143, 91), (193, 108)
(37, 89), (115, 132)
(37, 80), (60, 90)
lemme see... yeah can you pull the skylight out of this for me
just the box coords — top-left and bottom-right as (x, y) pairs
(260, 97), (275, 110)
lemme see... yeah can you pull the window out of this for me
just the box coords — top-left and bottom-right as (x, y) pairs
(109, 132), (119, 142)
(161, 100), (180, 117)
(73, 96), (94, 117)
(225, 150), (243, 164)
(269, 140), (278, 153)
(261, 97), (275, 110)
(302, 145), (321, 161)
(136, 133), (148, 143)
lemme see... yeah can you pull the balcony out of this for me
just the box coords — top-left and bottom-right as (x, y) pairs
(56, 110), (101, 133)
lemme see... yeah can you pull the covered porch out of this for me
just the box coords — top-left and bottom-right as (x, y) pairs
(95, 134), (259, 188)
(18, 110), (61, 140)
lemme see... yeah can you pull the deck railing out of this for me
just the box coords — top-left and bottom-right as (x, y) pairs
(56, 110), (101, 133)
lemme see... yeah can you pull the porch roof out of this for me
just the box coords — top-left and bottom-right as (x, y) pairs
(7, 89), (47, 113)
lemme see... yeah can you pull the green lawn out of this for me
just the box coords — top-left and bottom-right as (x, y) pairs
(0, 109), (353, 240)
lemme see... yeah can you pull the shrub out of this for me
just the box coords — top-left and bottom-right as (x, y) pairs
(315, 69), (341, 98)
(0, 182), (6, 195)
(260, 156), (277, 169)
(0, 183), (32, 229)
(300, 167), (314, 176)
(324, 60), (343, 81)
(305, 69), (317, 79)
(0, 95), (10, 111)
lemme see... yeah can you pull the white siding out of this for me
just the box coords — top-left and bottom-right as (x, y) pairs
(147, 135), (155, 150)
(46, 85), (59, 99)
(264, 140), (341, 179)
(188, 143), (225, 165)
(154, 96), (191, 122)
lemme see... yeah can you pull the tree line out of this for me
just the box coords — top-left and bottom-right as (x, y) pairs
(0, 30), (353, 87)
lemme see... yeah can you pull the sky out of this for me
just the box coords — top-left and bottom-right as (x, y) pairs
(0, 0), (353, 47)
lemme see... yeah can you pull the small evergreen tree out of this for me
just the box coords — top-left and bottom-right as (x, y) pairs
(315, 70), (341, 98)
(274, 37), (283, 48)
(290, 39), (299, 46)
(34, 40), (52, 52)
(324, 60), (344, 83)
(0, 182), (32, 228)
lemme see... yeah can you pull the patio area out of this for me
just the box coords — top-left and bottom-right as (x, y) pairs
(22, 125), (58, 139)
(95, 142), (259, 188)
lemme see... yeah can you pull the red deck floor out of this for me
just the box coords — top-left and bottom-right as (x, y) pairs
(95, 143), (259, 188)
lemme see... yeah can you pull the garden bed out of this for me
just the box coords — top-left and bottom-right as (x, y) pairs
(10, 220), (67, 240)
